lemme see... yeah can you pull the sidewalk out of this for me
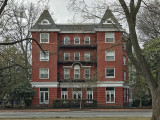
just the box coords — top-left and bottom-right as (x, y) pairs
(0, 108), (152, 112)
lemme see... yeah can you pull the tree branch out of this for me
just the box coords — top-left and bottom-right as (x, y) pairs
(0, 0), (8, 16)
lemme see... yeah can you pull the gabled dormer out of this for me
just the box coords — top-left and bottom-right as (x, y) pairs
(100, 6), (119, 24)
(31, 8), (59, 31)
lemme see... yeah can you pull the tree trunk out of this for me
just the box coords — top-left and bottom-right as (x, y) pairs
(151, 91), (160, 120)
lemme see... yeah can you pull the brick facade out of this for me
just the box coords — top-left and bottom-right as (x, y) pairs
(30, 8), (130, 107)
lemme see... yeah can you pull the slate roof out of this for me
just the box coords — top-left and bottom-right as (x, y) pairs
(31, 8), (124, 32)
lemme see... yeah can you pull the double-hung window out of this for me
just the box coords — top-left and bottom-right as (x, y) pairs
(106, 51), (115, 61)
(84, 36), (90, 44)
(84, 69), (90, 79)
(123, 71), (126, 81)
(40, 51), (49, 61)
(106, 87), (115, 103)
(74, 52), (80, 61)
(74, 37), (80, 44)
(106, 68), (115, 78)
(40, 88), (49, 104)
(87, 88), (93, 103)
(105, 33), (114, 43)
(40, 68), (49, 79)
(74, 65), (80, 79)
(64, 36), (70, 45)
(64, 53), (70, 61)
(73, 88), (82, 99)
(84, 52), (90, 61)
(40, 33), (49, 43)
(64, 69), (70, 79)
(61, 88), (68, 99)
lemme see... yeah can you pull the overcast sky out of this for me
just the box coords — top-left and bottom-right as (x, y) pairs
(43, 0), (115, 23)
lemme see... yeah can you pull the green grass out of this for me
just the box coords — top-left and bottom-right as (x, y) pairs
(0, 117), (151, 120)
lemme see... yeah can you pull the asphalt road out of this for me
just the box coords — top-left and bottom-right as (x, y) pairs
(0, 111), (152, 118)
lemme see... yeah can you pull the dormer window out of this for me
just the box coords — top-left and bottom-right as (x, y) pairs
(103, 18), (115, 24)
(41, 19), (50, 25)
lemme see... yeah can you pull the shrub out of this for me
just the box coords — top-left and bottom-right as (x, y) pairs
(53, 99), (97, 108)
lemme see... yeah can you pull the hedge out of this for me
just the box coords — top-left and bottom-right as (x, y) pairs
(53, 99), (97, 108)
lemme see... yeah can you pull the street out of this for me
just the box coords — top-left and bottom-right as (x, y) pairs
(0, 111), (152, 118)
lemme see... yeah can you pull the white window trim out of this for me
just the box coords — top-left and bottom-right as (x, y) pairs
(64, 36), (70, 45)
(84, 69), (90, 79)
(74, 65), (80, 79)
(123, 56), (126, 65)
(41, 19), (51, 25)
(84, 36), (90, 44)
(40, 33), (49, 43)
(74, 52), (80, 61)
(105, 51), (115, 61)
(106, 87), (115, 103)
(64, 53), (70, 61)
(40, 51), (49, 61)
(39, 89), (49, 104)
(74, 37), (80, 44)
(105, 33), (115, 43)
(123, 71), (126, 81)
(72, 90), (82, 99)
(64, 69), (70, 79)
(39, 68), (49, 79)
(84, 52), (90, 61)
(61, 88), (68, 99)
(105, 68), (115, 78)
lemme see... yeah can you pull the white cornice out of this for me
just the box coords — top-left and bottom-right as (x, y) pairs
(31, 82), (58, 87)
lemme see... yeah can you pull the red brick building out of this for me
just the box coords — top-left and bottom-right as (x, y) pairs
(30, 7), (130, 107)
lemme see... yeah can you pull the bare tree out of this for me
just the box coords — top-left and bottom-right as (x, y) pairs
(68, 0), (160, 119)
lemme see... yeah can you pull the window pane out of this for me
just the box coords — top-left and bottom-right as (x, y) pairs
(64, 37), (70, 45)
(40, 69), (49, 79)
(41, 93), (44, 102)
(75, 53), (80, 61)
(85, 69), (90, 79)
(111, 92), (114, 102)
(40, 51), (49, 61)
(40, 88), (48, 91)
(45, 92), (48, 100)
(74, 37), (80, 44)
(106, 51), (115, 61)
(84, 52), (90, 61)
(106, 68), (114, 78)
(84, 37), (90, 44)
(105, 33), (114, 42)
(41, 33), (49, 43)
(64, 53), (70, 61)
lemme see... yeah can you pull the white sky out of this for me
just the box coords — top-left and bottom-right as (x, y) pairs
(44, 0), (116, 23)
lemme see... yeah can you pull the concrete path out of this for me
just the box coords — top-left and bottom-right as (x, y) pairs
(0, 109), (152, 118)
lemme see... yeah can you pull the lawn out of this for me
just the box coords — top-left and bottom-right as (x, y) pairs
(0, 117), (151, 120)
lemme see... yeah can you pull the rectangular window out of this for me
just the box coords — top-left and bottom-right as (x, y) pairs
(106, 87), (115, 103)
(40, 88), (49, 104)
(74, 37), (80, 44)
(73, 88), (82, 99)
(40, 51), (49, 61)
(106, 51), (115, 61)
(61, 88), (68, 99)
(84, 69), (90, 79)
(64, 53), (70, 61)
(84, 52), (90, 61)
(87, 88), (93, 103)
(123, 43), (126, 50)
(123, 56), (126, 65)
(40, 68), (49, 79)
(64, 69), (70, 79)
(123, 71), (126, 80)
(40, 33), (49, 43)
(105, 33), (114, 43)
(74, 69), (80, 79)
(74, 52), (80, 61)
(106, 68), (115, 78)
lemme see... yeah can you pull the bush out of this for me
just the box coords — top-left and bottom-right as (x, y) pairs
(53, 99), (97, 108)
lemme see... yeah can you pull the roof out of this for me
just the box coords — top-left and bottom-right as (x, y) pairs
(31, 8), (124, 32)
